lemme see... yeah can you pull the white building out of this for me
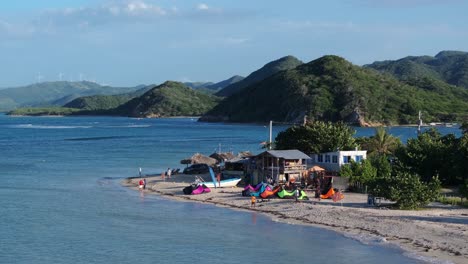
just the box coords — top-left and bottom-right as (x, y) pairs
(308, 150), (367, 172)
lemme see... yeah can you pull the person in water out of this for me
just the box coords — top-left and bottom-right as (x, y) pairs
(251, 195), (256, 207)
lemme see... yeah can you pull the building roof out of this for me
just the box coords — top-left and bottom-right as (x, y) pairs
(258, 149), (310, 159)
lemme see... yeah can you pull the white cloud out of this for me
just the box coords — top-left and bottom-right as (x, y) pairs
(35, 1), (169, 30)
(196, 3), (210, 11)
(224, 37), (249, 44)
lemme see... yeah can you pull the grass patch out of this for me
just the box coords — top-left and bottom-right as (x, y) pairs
(437, 196), (468, 207)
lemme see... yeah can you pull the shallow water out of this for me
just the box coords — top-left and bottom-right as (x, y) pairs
(0, 114), (458, 264)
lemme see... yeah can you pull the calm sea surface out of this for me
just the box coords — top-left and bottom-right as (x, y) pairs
(0, 114), (460, 264)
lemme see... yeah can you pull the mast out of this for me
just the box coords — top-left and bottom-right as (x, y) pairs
(269, 120), (272, 150)
(417, 111), (422, 134)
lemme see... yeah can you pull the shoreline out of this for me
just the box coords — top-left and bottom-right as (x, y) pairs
(122, 174), (468, 264)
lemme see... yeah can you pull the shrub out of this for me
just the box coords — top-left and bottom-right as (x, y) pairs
(369, 172), (441, 210)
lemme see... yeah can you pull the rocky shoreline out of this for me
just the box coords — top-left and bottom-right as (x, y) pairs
(122, 173), (468, 264)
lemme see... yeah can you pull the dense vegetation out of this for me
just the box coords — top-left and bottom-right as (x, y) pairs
(275, 122), (468, 209)
(275, 121), (357, 153)
(64, 94), (134, 110)
(365, 50), (468, 89)
(8, 107), (81, 116)
(201, 55), (468, 125)
(113, 81), (221, 117)
(215, 56), (303, 97)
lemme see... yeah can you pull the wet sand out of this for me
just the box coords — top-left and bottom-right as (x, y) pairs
(122, 173), (468, 264)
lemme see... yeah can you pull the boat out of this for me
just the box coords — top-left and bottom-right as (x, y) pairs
(201, 177), (242, 188)
(195, 167), (241, 188)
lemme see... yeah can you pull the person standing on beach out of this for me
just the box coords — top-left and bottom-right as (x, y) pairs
(138, 179), (144, 190)
(143, 178), (147, 190)
(251, 195), (256, 207)
(166, 168), (172, 179)
(216, 172), (221, 187)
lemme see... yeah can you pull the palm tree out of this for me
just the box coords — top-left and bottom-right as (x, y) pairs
(367, 127), (400, 156)
(460, 121), (468, 135)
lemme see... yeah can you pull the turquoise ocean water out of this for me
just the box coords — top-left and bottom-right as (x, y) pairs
(0, 114), (460, 264)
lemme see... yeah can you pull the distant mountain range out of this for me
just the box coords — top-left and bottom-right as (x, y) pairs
(0, 81), (143, 111)
(200, 54), (468, 125)
(365, 50), (468, 89)
(5, 51), (468, 125)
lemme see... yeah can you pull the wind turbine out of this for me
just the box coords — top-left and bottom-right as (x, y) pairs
(36, 72), (44, 83)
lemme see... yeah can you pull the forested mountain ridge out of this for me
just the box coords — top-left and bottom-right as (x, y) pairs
(215, 55), (303, 97)
(201, 55), (468, 125)
(112, 81), (221, 117)
(365, 51), (468, 89)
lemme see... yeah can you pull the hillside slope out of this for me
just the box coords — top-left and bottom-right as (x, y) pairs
(365, 50), (468, 88)
(201, 55), (468, 125)
(0, 81), (140, 111)
(216, 56), (303, 97)
(114, 81), (221, 117)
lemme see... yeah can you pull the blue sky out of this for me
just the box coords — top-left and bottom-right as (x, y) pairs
(1, 0), (467, 87)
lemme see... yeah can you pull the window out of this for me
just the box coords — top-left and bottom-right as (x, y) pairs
(355, 155), (363, 163)
(343, 156), (351, 164)
(318, 154), (323, 162)
(325, 155), (330, 163)
(332, 155), (338, 163)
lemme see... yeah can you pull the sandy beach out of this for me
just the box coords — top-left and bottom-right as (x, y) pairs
(122, 173), (468, 264)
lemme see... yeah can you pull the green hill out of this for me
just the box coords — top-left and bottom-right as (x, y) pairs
(113, 81), (221, 117)
(365, 50), (468, 88)
(184, 75), (245, 94)
(216, 55), (303, 97)
(0, 81), (141, 111)
(63, 85), (153, 110)
(201, 55), (468, 125)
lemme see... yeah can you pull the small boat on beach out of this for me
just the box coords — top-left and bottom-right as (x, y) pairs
(194, 167), (242, 188)
(201, 177), (242, 188)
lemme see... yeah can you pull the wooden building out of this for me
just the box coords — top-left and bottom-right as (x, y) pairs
(253, 150), (310, 184)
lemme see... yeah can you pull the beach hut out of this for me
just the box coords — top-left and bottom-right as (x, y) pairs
(254, 150), (310, 185)
(209, 152), (236, 164)
(180, 153), (217, 166)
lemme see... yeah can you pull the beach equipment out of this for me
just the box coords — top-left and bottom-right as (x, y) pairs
(260, 186), (281, 199)
(183, 184), (211, 195)
(320, 188), (335, 199)
(243, 182), (264, 192)
(191, 184), (211, 195)
(277, 188), (308, 200)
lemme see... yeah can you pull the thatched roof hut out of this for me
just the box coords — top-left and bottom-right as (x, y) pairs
(180, 153), (217, 166)
(237, 151), (254, 158)
(209, 152), (236, 163)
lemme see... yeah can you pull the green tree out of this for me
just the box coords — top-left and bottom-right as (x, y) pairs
(274, 121), (356, 154)
(461, 121), (468, 135)
(365, 127), (401, 156)
(340, 159), (377, 185)
(369, 172), (441, 210)
(396, 128), (459, 184)
(460, 180), (468, 203)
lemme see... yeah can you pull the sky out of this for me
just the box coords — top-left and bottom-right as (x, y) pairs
(1, 0), (468, 88)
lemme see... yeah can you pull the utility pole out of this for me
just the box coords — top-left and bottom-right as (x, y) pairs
(269, 120), (272, 150)
(417, 111), (422, 134)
